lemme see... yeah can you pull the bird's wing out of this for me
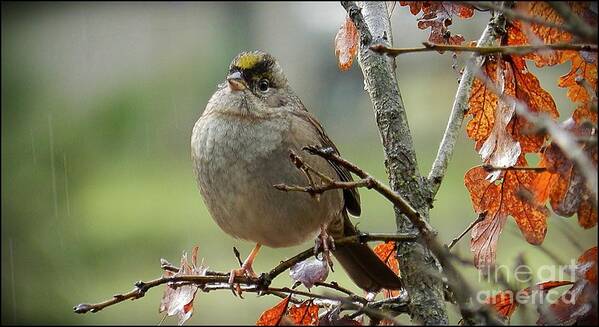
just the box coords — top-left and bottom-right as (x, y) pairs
(290, 108), (361, 216)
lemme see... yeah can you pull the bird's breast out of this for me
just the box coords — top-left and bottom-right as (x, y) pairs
(191, 113), (342, 247)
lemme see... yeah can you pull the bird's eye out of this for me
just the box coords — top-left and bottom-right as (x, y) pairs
(258, 79), (269, 92)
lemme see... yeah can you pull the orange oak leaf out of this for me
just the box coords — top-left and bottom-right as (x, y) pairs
(159, 246), (207, 325)
(399, 1), (422, 15)
(538, 247), (598, 325)
(467, 58), (500, 144)
(486, 290), (520, 319)
(373, 241), (400, 298)
(465, 159), (549, 268)
(507, 55), (559, 153)
(530, 119), (597, 229)
(477, 57), (521, 171)
(486, 281), (573, 320)
(507, 2), (594, 67)
(334, 16), (359, 72)
(256, 296), (291, 326)
(506, 2), (597, 127)
(558, 51), (598, 126)
(286, 300), (320, 326)
(467, 55), (559, 160)
(399, 2), (474, 46)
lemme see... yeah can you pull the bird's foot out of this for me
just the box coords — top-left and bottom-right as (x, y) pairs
(228, 263), (257, 298)
(314, 225), (335, 271)
(229, 243), (261, 298)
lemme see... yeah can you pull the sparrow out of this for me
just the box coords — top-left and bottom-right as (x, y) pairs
(191, 50), (402, 292)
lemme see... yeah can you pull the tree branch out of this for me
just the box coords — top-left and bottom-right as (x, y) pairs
(428, 10), (506, 198)
(302, 146), (503, 325)
(341, 1), (450, 323)
(371, 42), (597, 57)
(464, 1), (597, 42)
(447, 213), (486, 251)
(73, 232), (416, 315)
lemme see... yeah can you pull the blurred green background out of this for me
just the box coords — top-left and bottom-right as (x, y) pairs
(2, 2), (596, 325)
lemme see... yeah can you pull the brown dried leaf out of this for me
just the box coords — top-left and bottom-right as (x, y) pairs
(530, 119), (597, 229)
(334, 16), (359, 71)
(538, 247), (598, 325)
(477, 58), (521, 170)
(373, 242), (400, 298)
(507, 56), (559, 153)
(506, 2), (597, 127)
(399, 1), (422, 15)
(558, 51), (598, 120)
(400, 2), (474, 46)
(508, 2), (594, 67)
(486, 290), (520, 319)
(159, 246), (206, 325)
(468, 55), (559, 157)
(256, 296), (291, 326)
(465, 159), (549, 268)
(286, 300), (320, 326)
(467, 58), (500, 144)
(486, 281), (573, 320)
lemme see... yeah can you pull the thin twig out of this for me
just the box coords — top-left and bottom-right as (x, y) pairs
(371, 42), (597, 57)
(463, 1), (597, 42)
(304, 146), (437, 240)
(447, 213), (486, 251)
(314, 281), (356, 297)
(274, 178), (374, 195)
(548, 1), (598, 43)
(427, 11), (506, 199)
(342, 1), (448, 323)
(74, 232), (416, 314)
(233, 247), (243, 267)
(74, 275), (258, 314)
(301, 146), (504, 325)
(482, 164), (547, 172)
(160, 259), (228, 276)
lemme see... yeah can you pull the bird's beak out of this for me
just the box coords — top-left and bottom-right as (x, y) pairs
(227, 71), (247, 91)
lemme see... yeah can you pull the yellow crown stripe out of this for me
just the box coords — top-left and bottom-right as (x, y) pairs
(235, 53), (263, 69)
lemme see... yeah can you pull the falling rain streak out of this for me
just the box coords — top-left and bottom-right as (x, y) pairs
(30, 128), (37, 166)
(63, 152), (71, 217)
(48, 115), (58, 220)
(48, 114), (64, 250)
(9, 238), (17, 324)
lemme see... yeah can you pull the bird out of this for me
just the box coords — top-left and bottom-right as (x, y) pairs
(190, 50), (403, 293)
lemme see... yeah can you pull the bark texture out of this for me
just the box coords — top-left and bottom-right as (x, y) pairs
(342, 1), (448, 324)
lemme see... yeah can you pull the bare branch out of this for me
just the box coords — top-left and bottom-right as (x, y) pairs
(447, 213), (486, 251)
(482, 165), (547, 172)
(302, 146), (503, 325)
(464, 1), (597, 42)
(74, 232), (416, 315)
(428, 10), (506, 198)
(371, 42), (597, 57)
(305, 146), (437, 237)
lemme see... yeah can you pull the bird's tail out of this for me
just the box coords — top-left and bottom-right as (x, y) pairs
(332, 213), (403, 292)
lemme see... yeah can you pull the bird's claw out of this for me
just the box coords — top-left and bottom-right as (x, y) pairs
(314, 226), (335, 270)
(228, 265), (257, 298)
